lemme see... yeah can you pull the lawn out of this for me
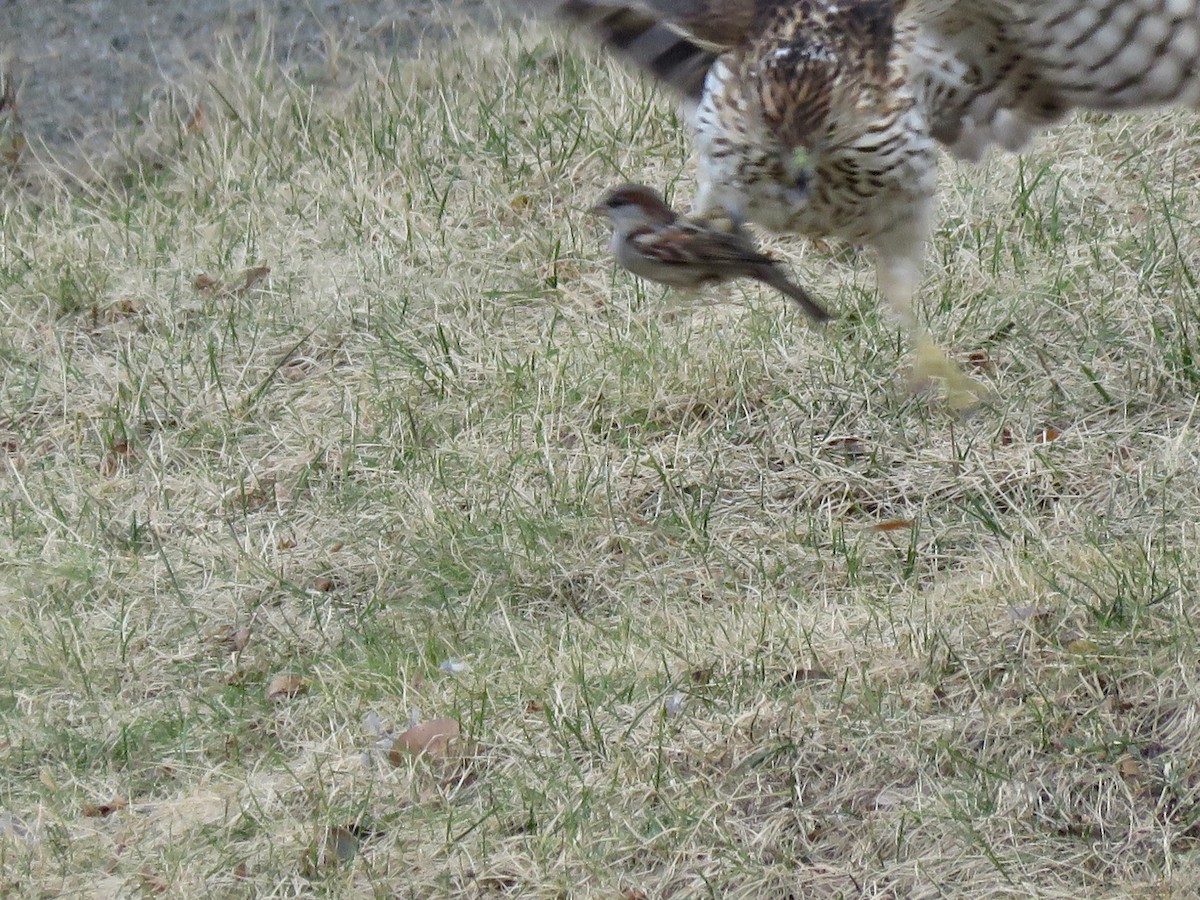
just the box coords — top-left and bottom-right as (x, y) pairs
(2, 15), (1200, 898)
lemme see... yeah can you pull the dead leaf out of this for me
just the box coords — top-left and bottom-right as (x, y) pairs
(2, 132), (24, 168)
(329, 541), (344, 553)
(1108, 446), (1134, 470)
(963, 348), (993, 371)
(231, 266), (270, 296)
(265, 673), (306, 701)
(1064, 638), (1099, 654)
(82, 796), (127, 817)
(276, 536), (296, 550)
(871, 788), (909, 809)
(1008, 606), (1052, 623)
(210, 624), (251, 652)
(389, 717), (460, 763)
(303, 825), (359, 874)
(193, 273), (219, 292)
(998, 426), (1015, 446)
(1118, 757), (1143, 779)
(231, 862), (251, 880)
(137, 869), (170, 894)
(99, 437), (137, 476)
(870, 518), (914, 532)
(778, 667), (832, 685)
(524, 700), (544, 714)
(280, 358), (311, 381)
(312, 576), (335, 593)
(1035, 425), (1063, 444)
(824, 435), (866, 460)
(108, 297), (141, 319)
(184, 103), (205, 134)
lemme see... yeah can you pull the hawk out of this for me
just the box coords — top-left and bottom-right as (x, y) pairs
(529, 0), (1200, 408)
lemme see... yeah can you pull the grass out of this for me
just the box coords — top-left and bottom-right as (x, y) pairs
(3, 15), (1200, 898)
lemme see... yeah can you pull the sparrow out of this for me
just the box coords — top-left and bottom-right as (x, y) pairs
(590, 183), (833, 325)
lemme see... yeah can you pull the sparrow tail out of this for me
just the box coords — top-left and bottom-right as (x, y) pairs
(757, 267), (834, 325)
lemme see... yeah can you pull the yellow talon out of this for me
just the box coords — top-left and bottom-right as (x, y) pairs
(909, 334), (986, 413)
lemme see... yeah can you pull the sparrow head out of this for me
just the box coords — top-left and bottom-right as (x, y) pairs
(589, 183), (677, 227)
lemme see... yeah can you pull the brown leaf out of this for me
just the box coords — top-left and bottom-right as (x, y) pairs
(1108, 446), (1134, 470)
(824, 435), (866, 460)
(778, 667), (832, 685)
(1008, 606), (1053, 623)
(210, 624), (251, 652)
(312, 576), (335, 593)
(184, 103), (205, 134)
(524, 700), (544, 714)
(108, 297), (142, 318)
(276, 536), (296, 550)
(231, 862), (251, 880)
(2, 132), (24, 168)
(281, 358), (311, 381)
(963, 348), (993, 371)
(998, 426), (1015, 446)
(1118, 757), (1143, 779)
(303, 825), (359, 874)
(99, 437), (137, 476)
(193, 273), (219, 292)
(137, 869), (170, 894)
(389, 717), (460, 763)
(870, 518), (914, 532)
(1035, 425), (1063, 444)
(231, 266), (270, 296)
(265, 672), (306, 701)
(82, 796), (127, 817)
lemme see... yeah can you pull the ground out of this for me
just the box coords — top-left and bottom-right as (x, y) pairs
(2, 6), (1200, 898)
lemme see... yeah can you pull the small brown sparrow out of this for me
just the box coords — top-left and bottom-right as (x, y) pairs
(590, 183), (833, 325)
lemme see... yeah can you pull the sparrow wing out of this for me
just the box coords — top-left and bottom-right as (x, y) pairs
(631, 219), (772, 267)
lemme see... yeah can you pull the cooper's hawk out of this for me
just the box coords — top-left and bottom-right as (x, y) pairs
(529, 0), (1200, 408)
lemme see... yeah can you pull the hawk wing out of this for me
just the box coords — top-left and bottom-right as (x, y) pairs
(905, 0), (1200, 160)
(531, 1), (1200, 159)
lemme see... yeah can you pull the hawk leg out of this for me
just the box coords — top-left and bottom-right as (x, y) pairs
(877, 251), (985, 413)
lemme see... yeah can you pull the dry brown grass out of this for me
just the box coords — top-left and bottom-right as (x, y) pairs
(2, 16), (1200, 898)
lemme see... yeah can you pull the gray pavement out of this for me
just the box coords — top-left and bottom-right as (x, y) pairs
(0, 0), (496, 170)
